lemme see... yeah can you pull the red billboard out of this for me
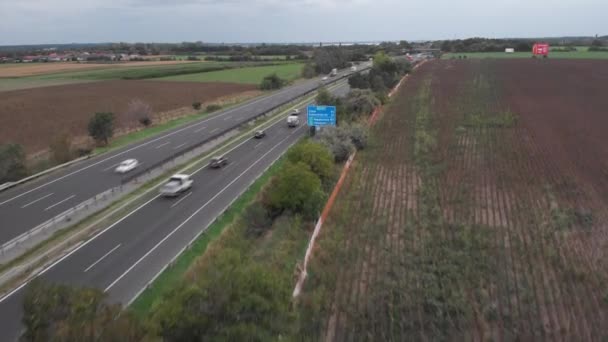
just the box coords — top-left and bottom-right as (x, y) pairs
(533, 43), (549, 56)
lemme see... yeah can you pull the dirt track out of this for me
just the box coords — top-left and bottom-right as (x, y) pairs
(0, 80), (256, 153)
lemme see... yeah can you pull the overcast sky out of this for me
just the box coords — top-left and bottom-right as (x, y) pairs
(0, 0), (605, 45)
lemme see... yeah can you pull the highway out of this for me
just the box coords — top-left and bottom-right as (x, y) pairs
(0, 81), (351, 341)
(0, 64), (368, 248)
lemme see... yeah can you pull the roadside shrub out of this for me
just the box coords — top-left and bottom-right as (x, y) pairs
(301, 62), (316, 78)
(206, 104), (222, 112)
(344, 89), (381, 121)
(192, 102), (202, 110)
(0, 143), (27, 183)
(88, 112), (115, 146)
(186, 56), (201, 61)
(260, 73), (286, 90)
(346, 124), (369, 150)
(348, 73), (370, 89)
(244, 202), (273, 238)
(126, 99), (153, 127)
(50, 133), (72, 164)
(316, 127), (355, 163)
(286, 141), (334, 181)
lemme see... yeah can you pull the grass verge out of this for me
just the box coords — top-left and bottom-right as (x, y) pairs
(158, 63), (303, 84)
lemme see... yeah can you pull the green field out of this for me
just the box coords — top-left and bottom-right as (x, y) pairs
(442, 49), (608, 59)
(0, 61), (284, 91)
(158, 63), (303, 84)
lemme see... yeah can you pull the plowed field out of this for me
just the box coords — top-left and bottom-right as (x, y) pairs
(0, 80), (256, 153)
(297, 59), (608, 340)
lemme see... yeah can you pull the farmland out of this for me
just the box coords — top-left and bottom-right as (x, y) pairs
(0, 81), (257, 154)
(158, 63), (303, 84)
(297, 59), (608, 340)
(0, 60), (198, 77)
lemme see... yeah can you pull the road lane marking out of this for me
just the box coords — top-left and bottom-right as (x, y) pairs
(0, 195), (160, 305)
(84, 244), (122, 272)
(170, 192), (192, 208)
(20, 193), (54, 208)
(254, 142), (263, 149)
(0, 75), (354, 208)
(210, 128), (220, 134)
(102, 162), (120, 172)
(155, 141), (170, 149)
(193, 126), (207, 133)
(173, 142), (187, 150)
(104, 132), (295, 293)
(223, 116), (233, 121)
(221, 162), (237, 171)
(44, 195), (75, 211)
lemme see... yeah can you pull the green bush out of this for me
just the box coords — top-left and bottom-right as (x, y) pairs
(244, 202), (273, 237)
(87, 112), (114, 146)
(260, 73), (287, 90)
(301, 62), (316, 78)
(316, 127), (355, 163)
(206, 104), (222, 112)
(286, 141), (334, 181)
(192, 102), (202, 110)
(0, 143), (27, 183)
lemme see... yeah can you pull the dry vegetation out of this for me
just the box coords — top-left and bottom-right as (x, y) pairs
(297, 59), (608, 340)
(0, 60), (198, 77)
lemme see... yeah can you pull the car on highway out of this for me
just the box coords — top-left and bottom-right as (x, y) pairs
(322, 76), (329, 81)
(291, 108), (300, 115)
(115, 159), (139, 173)
(160, 174), (193, 197)
(209, 156), (228, 168)
(287, 115), (300, 127)
(254, 130), (266, 139)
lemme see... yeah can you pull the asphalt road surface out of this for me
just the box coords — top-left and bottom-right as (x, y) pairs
(0, 64), (369, 247)
(0, 81), (351, 341)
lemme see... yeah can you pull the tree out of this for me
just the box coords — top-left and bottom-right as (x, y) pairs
(21, 280), (145, 342)
(0, 143), (27, 183)
(267, 162), (325, 219)
(260, 73), (286, 90)
(348, 72), (370, 89)
(125, 98), (152, 127)
(316, 87), (333, 106)
(154, 250), (290, 341)
(301, 62), (316, 78)
(50, 133), (72, 164)
(286, 141), (334, 181)
(345, 89), (382, 120)
(244, 202), (273, 237)
(87, 112), (114, 146)
(316, 126), (356, 162)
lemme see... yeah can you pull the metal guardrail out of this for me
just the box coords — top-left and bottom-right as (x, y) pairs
(0, 67), (366, 262)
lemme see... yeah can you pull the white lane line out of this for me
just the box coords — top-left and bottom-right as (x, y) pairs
(44, 195), (75, 211)
(155, 141), (171, 149)
(102, 162), (120, 172)
(0, 195), (159, 305)
(84, 244), (122, 272)
(193, 126), (207, 133)
(221, 162), (238, 171)
(0, 75), (348, 208)
(173, 143), (187, 150)
(20, 193), (54, 209)
(170, 192), (192, 208)
(254, 142), (263, 149)
(104, 133), (294, 293)
(223, 116), (233, 121)
(210, 128), (220, 134)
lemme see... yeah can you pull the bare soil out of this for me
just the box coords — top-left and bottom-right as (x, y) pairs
(0, 80), (257, 154)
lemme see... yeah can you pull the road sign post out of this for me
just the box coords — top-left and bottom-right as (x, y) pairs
(307, 105), (337, 128)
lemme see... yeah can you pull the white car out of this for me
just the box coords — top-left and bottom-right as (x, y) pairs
(115, 159), (139, 173)
(160, 174), (193, 197)
(322, 76), (329, 81)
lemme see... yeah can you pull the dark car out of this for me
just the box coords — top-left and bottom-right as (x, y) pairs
(209, 156), (228, 168)
(254, 130), (266, 139)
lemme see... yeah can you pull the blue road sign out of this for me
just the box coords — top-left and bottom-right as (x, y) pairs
(307, 105), (336, 127)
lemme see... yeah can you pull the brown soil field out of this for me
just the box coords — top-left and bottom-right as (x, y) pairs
(297, 59), (608, 340)
(0, 60), (198, 77)
(0, 80), (256, 154)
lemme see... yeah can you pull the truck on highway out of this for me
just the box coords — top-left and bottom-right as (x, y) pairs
(330, 68), (338, 77)
(160, 174), (193, 197)
(287, 115), (300, 127)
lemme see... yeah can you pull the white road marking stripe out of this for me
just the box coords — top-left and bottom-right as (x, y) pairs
(102, 162), (120, 172)
(104, 133), (294, 293)
(223, 116), (233, 121)
(210, 128), (220, 134)
(170, 192), (192, 208)
(254, 142), (263, 149)
(173, 143), (187, 150)
(84, 244), (122, 272)
(0, 195), (159, 305)
(20, 193), (54, 209)
(44, 195), (75, 211)
(155, 141), (170, 149)
(193, 126), (207, 133)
